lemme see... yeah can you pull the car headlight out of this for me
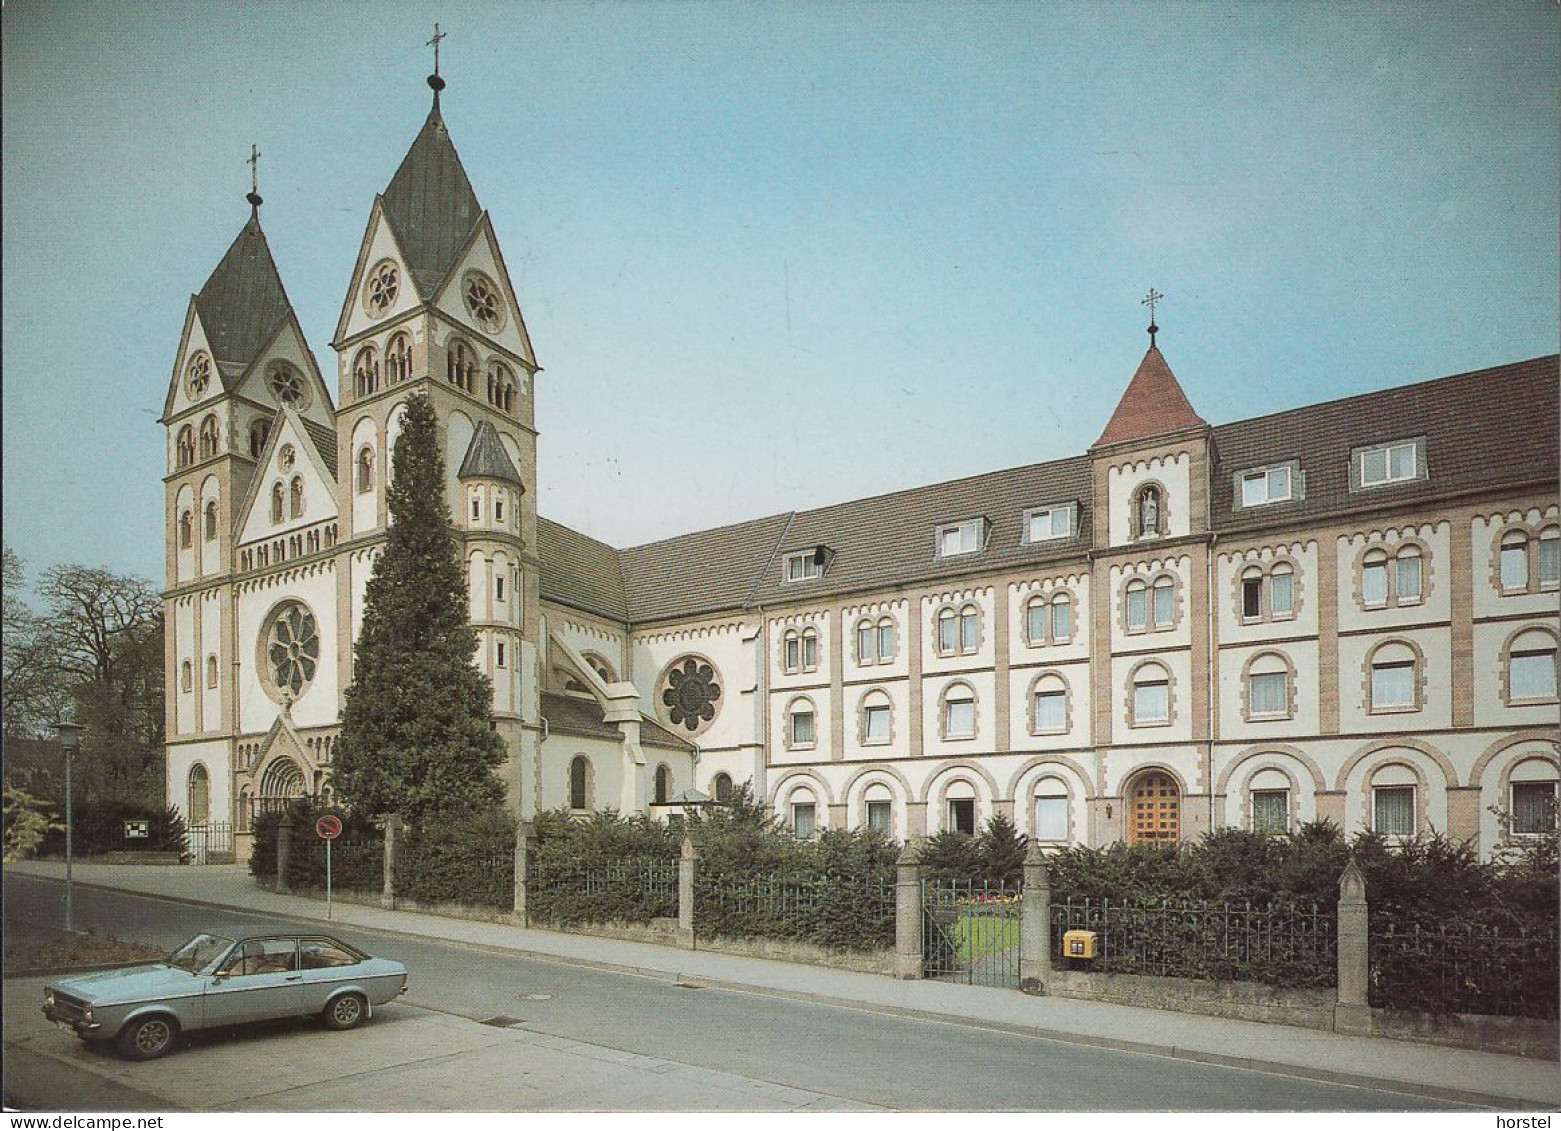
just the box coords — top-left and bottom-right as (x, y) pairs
(82, 1006), (94, 1022)
(44, 990), (54, 1007)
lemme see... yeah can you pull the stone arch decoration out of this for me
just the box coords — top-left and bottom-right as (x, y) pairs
(840, 763), (915, 808)
(1215, 744), (1329, 797)
(917, 759), (1003, 805)
(768, 767), (836, 809)
(656, 654), (722, 735)
(1333, 736), (1460, 791)
(258, 756), (306, 809)
(1005, 754), (1098, 801)
(187, 762), (211, 825)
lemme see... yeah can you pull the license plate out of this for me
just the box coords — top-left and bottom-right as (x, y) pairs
(57, 1021), (74, 1034)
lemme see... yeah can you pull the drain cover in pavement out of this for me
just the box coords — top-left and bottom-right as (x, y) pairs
(479, 1015), (525, 1028)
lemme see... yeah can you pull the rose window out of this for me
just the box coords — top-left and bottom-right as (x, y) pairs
(660, 656), (721, 732)
(463, 273), (504, 332)
(186, 353), (211, 398)
(268, 363), (306, 408)
(266, 602), (320, 698)
(366, 261), (400, 317)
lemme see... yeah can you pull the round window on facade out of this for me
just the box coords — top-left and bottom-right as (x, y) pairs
(267, 362), (309, 409)
(259, 600), (321, 702)
(462, 271), (506, 333)
(657, 655), (722, 735)
(186, 351), (212, 399)
(364, 259), (400, 319)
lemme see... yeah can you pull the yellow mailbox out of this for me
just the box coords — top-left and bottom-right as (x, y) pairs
(1062, 929), (1098, 959)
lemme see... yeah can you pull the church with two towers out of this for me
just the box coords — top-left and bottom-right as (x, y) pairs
(162, 73), (1558, 863)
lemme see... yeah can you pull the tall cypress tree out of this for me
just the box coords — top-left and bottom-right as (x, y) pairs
(333, 393), (507, 825)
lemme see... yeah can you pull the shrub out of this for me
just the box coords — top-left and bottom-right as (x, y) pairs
(394, 808), (516, 909)
(36, 799), (187, 861)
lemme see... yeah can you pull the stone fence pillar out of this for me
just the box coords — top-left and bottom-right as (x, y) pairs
(1334, 859), (1371, 1035)
(276, 816), (293, 892)
(895, 842), (924, 980)
(512, 822), (536, 926)
(1019, 842), (1052, 994)
(381, 814), (401, 909)
(678, 834), (697, 950)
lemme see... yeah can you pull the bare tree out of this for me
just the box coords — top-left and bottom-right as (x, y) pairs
(1, 545), (68, 740)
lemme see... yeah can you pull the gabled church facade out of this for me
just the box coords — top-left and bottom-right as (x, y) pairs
(163, 81), (1559, 863)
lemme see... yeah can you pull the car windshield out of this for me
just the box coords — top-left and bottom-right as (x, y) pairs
(166, 933), (237, 973)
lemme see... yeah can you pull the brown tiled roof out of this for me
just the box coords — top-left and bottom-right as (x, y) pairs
(537, 518), (627, 622)
(541, 691), (695, 752)
(1094, 346), (1207, 447)
(381, 103), (482, 300)
(300, 418), (338, 480)
(618, 513), (794, 623)
(1212, 354), (1558, 532)
(536, 354), (1557, 625)
(194, 215), (294, 369)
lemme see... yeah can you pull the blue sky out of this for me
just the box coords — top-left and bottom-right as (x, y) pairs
(3, 1), (1556, 587)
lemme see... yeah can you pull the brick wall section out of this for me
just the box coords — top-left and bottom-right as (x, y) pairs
(829, 605), (845, 760)
(1318, 534), (1340, 733)
(1449, 508), (1476, 727)
(993, 583), (1010, 752)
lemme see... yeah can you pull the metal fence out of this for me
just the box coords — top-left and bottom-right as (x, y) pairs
(187, 823), (232, 865)
(923, 879), (1023, 987)
(695, 873), (895, 951)
(529, 856), (679, 925)
(1371, 920), (1559, 1019)
(1049, 897), (1337, 988)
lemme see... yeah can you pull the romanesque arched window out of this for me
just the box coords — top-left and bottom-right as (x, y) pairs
(203, 500), (218, 541)
(178, 510), (193, 549)
(198, 414), (220, 459)
(249, 419), (271, 459)
(447, 338), (476, 394)
(289, 476), (305, 519)
(176, 426), (195, 469)
(386, 333), (412, 384)
(270, 482), (284, 524)
(353, 345), (380, 398)
(187, 763), (210, 825)
(356, 446), (375, 494)
(569, 754), (591, 811)
(654, 763), (672, 805)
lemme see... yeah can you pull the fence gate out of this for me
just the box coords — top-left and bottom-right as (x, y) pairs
(923, 879), (1022, 987)
(188, 823), (233, 865)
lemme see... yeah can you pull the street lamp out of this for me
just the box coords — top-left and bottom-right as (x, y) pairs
(52, 720), (85, 933)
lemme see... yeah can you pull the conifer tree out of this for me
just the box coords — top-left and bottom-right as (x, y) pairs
(332, 393), (507, 825)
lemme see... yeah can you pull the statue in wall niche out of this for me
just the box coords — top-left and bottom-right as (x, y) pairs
(1140, 487), (1160, 535)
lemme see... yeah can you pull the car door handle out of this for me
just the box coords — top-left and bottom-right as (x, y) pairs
(285, 975), (302, 982)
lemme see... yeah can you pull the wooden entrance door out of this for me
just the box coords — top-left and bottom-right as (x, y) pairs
(1129, 771), (1180, 844)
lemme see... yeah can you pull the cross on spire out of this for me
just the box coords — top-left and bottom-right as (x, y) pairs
(426, 23), (448, 91)
(245, 143), (263, 212)
(1142, 287), (1164, 346)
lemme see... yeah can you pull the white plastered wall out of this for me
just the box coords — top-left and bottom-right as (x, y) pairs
(1106, 451), (1192, 546)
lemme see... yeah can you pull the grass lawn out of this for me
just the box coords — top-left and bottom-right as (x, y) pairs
(954, 911), (1021, 961)
(4, 923), (164, 974)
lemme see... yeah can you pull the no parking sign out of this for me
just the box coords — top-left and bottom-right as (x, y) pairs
(316, 812), (343, 918)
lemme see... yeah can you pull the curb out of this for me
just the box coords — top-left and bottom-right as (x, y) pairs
(10, 873), (1550, 1111)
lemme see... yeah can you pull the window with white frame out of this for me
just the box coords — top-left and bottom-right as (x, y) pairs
(784, 548), (827, 582)
(936, 604), (981, 656)
(1125, 575), (1175, 633)
(947, 795), (976, 835)
(1025, 504), (1075, 543)
(942, 684), (976, 739)
(1507, 629), (1558, 702)
(1501, 532), (1530, 591)
(1131, 664), (1170, 726)
(866, 798), (893, 835)
(1034, 791), (1069, 842)
(1511, 779), (1557, 836)
(1239, 464), (1295, 508)
(1500, 526), (1560, 594)
(1025, 591), (1073, 646)
(783, 628), (820, 674)
(861, 692), (892, 744)
(1542, 528), (1561, 587)
(1030, 673), (1068, 734)
(1354, 439), (1422, 489)
(1360, 544), (1425, 608)
(1368, 642), (1418, 711)
(788, 700), (817, 748)
(937, 518), (986, 558)
(1251, 789), (1289, 835)
(856, 616), (896, 665)
(1240, 562), (1295, 622)
(1372, 783), (1415, 837)
(791, 799), (817, 840)
(1246, 653), (1292, 719)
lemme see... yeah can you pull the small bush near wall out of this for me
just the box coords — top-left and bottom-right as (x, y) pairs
(246, 799), (381, 891)
(394, 809), (516, 910)
(36, 800), (188, 862)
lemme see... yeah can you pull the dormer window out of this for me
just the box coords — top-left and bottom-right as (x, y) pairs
(1024, 504), (1075, 544)
(937, 518), (986, 558)
(1238, 463), (1296, 508)
(1353, 438), (1424, 491)
(784, 547), (829, 582)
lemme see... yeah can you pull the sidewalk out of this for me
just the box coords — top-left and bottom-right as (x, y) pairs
(7, 859), (1558, 1109)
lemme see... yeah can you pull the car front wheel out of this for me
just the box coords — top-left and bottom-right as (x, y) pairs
(117, 1015), (179, 1061)
(323, 992), (368, 1031)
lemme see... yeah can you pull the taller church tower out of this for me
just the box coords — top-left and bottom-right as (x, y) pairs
(330, 73), (544, 815)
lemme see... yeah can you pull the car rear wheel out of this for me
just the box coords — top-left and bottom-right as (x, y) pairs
(117, 1015), (179, 1061)
(323, 992), (367, 1031)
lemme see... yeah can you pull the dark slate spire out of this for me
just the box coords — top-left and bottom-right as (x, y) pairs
(458, 420), (525, 486)
(380, 100), (482, 300)
(194, 214), (294, 367)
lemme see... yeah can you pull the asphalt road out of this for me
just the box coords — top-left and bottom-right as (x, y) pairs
(3, 874), (1475, 1112)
